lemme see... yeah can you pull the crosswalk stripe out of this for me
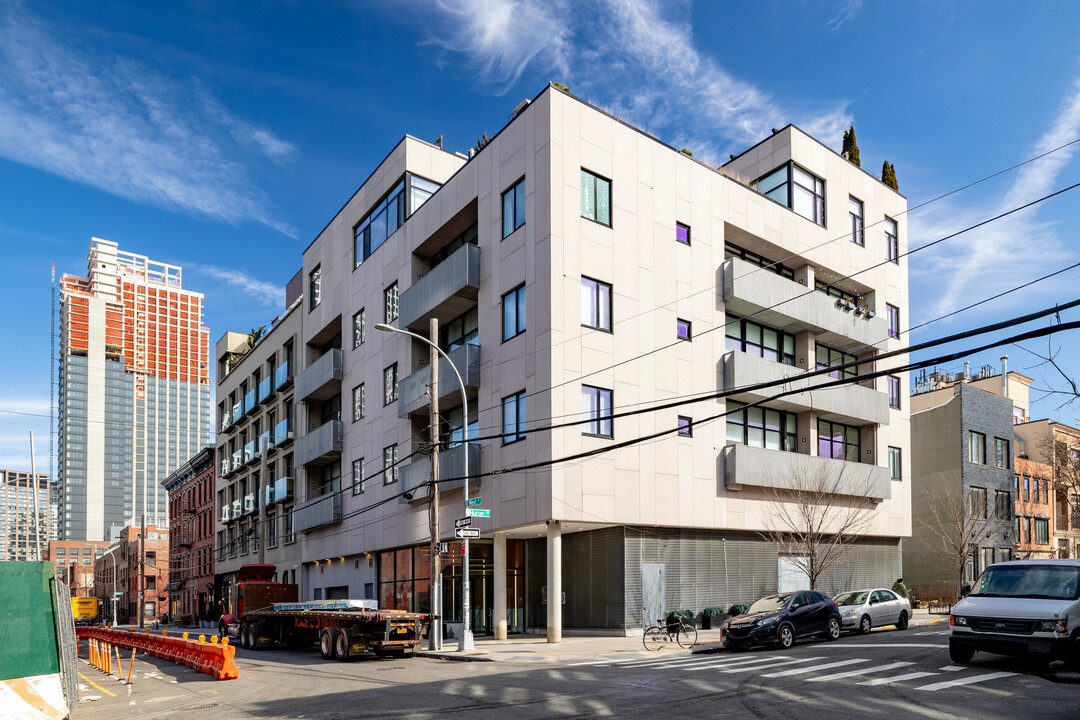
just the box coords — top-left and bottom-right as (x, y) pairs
(858, 671), (938, 686)
(916, 671), (1015, 691)
(720, 657), (823, 673)
(685, 656), (791, 672)
(762, 658), (868, 678)
(609, 655), (691, 666)
(938, 665), (964, 672)
(805, 661), (913, 682)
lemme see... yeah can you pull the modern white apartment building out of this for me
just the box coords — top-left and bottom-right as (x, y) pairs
(292, 85), (909, 638)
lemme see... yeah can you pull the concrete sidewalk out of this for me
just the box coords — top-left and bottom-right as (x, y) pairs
(420, 608), (949, 663)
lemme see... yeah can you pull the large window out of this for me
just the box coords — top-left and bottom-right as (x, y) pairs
(353, 309), (365, 349)
(502, 285), (526, 340)
(816, 281), (857, 305)
(502, 177), (526, 238)
(581, 277), (612, 331)
(888, 375), (901, 409)
(970, 486), (987, 519)
(816, 344), (858, 380)
(582, 385), (613, 438)
(888, 447), (902, 480)
(818, 419), (860, 461)
(383, 445), (398, 485)
(725, 316), (796, 365)
(502, 390), (527, 444)
(309, 266), (322, 311)
(726, 401), (797, 451)
(384, 283), (398, 323)
(580, 169), (611, 226)
(352, 458), (365, 495)
(887, 304), (900, 338)
(849, 197), (864, 245)
(383, 364), (398, 405)
(1035, 517), (1050, 544)
(354, 175), (441, 264)
(994, 437), (1011, 469)
(725, 243), (795, 279)
(441, 307), (479, 352)
(885, 217), (899, 263)
(969, 431), (986, 465)
(995, 490), (1012, 522)
(757, 162), (825, 226)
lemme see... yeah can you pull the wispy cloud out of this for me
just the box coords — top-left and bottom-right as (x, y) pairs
(188, 265), (284, 308)
(827, 0), (864, 31)
(426, 0), (852, 156)
(910, 79), (1080, 321)
(0, 2), (295, 235)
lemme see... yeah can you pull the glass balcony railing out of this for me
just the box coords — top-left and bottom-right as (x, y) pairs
(260, 430), (273, 456)
(231, 499), (241, 521)
(245, 440), (259, 465)
(274, 418), (294, 447)
(244, 389), (257, 416)
(275, 360), (294, 390)
(259, 376), (275, 405)
(220, 505), (231, 523)
(265, 476), (294, 506)
(243, 492), (257, 517)
(232, 449), (243, 472)
(232, 402), (243, 424)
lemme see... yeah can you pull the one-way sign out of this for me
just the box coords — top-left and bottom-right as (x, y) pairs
(455, 528), (480, 539)
(455, 516), (472, 529)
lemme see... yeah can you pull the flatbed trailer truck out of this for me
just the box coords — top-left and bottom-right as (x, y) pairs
(219, 564), (430, 662)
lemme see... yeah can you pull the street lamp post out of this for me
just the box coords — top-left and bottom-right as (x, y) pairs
(376, 323), (474, 652)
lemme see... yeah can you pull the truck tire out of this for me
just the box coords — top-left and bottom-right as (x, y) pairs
(334, 629), (351, 662)
(239, 622), (249, 649)
(248, 624), (260, 651)
(319, 629), (334, 660)
(949, 641), (975, 664)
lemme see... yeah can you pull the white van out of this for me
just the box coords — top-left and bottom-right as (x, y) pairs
(949, 559), (1080, 664)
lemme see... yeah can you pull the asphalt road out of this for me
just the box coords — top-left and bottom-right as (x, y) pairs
(74, 629), (1079, 719)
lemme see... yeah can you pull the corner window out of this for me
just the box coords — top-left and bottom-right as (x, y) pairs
(849, 197), (864, 245)
(502, 390), (527, 444)
(352, 384), (365, 422)
(725, 401), (797, 451)
(677, 416), (692, 437)
(309, 266), (322, 311)
(383, 364), (398, 405)
(757, 162), (825, 226)
(887, 304), (900, 338)
(352, 309), (365, 349)
(725, 316), (796, 366)
(502, 177), (526, 238)
(816, 344), (858, 380)
(352, 458), (365, 495)
(888, 447), (902, 480)
(352, 175), (439, 266)
(384, 283), (398, 324)
(969, 431), (986, 465)
(581, 277), (612, 331)
(502, 284), (526, 341)
(676, 222), (690, 245)
(582, 385), (613, 438)
(885, 217), (899, 263)
(887, 375), (901, 409)
(383, 445), (398, 485)
(580, 169), (611, 226)
(726, 242), (795, 279)
(817, 419), (860, 461)
(676, 319), (691, 341)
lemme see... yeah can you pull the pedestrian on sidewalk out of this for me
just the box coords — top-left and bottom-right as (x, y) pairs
(891, 578), (909, 599)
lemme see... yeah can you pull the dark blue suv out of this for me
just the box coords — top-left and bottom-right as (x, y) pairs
(722, 591), (841, 650)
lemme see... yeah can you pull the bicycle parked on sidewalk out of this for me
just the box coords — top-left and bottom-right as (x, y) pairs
(642, 615), (698, 650)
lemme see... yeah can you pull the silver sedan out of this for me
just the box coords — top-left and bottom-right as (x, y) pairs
(832, 588), (911, 634)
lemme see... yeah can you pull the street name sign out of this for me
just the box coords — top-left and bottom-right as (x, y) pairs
(466, 496), (483, 507)
(466, 508), (491, 518)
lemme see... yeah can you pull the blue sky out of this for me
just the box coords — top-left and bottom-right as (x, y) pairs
(3, 0), (1080, 472)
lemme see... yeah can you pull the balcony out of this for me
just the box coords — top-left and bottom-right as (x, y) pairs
(244, 389), (258, 416)
(400, 442), (481, 502)
(232, 449), (243, 474)
(231, 402), (244, 426)
(274, 418), (295, 448)
(220, 413), (233, 434)
(275, 360), (294, 391)
(398, 343), (481, 418)
(219, 505), (231, 524)
(176, 531), (193, 548)
(721, 257), (887, 353)
(296, 349), (343, 402)
(243, 492), (258, 517)
(720, 351), (890, 427)
(293, 492), (342, 533)
(232, 499), (241, 521)
(245, 440), (260, 466)
(294, 419), (343, 467)
(399, 243), (481, 332)
(718, 443), (891, 501)
(260, 430), (274, 457)
(220, 455), (234, 479)
(265, 476), (295, 506)
(258, 376), (276, 405)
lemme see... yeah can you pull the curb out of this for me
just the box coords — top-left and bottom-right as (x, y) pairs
(419, 651), (495, 663)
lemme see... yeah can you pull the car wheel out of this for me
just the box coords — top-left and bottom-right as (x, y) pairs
(897, 611), (909, 631)
(949, 641), (975, 664)
(859, 615), (872, 635)
(778, 624), (795, 649)
(826, 616), (841, 641)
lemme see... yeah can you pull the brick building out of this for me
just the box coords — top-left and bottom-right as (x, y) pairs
(163, 447), (216, 622)
(1014, 456), (1054, 559)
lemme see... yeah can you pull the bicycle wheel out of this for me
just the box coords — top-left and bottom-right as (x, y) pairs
(643, 626), (665, 651)
(676, 623), (698, 649)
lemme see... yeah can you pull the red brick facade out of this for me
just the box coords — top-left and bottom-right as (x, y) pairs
(164, 447), (217, 622)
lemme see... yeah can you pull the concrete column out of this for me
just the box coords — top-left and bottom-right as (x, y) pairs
(493, 532), (507, 640)
(546, 520), (562, 643)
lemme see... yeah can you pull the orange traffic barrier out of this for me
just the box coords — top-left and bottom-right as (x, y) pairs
(126, 648), (135, 684)
(75, 627), (238, 681)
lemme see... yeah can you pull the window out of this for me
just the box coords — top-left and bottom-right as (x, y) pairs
(384, 283), (398, 323)
(441, 307), (479, 351)
(1022, 474), (1030, 502)
(994, 437), (1010, 470)
(352, 384), (365, 422)
(886, 304), (900, 338)
(352, 458), (365, 495)
(888, 447), (902, 480)
(849, 197), (864, 245)
(1033, 477), (1040, 503)
(757, 162), (825, 226)
(970, 486), (988, 519)
(502, 390), (527, 444)
(1035, 517), (1050, 544)
(885, 217), (899, 263)
(581, 277), (612, 331)
(383, 365), (398, 405)
(724, 243), (795, 279)
(309, 266), (322, 311)
(502, 177), (526, 238)
(818, 420), (860, 461)
(431, 224), (478, 270)
(816, 281), (857, 305)
(995, 490), (1012, 522)
(969, 431), (986, 465)
(582, 385), (613, 438)
(383, 445), (398, 485)
(678, 416), (692, 437)
(352, 309), (365, 349)
(580, 169), (611, 226)
(725, 316), (796, 365)
(816, 344), (858, 380)
(676, 222), (690, 245)
(502, 285), (526, 340)
(352, 176), (440, 265)
(726, 401), (798, 451)
(887, 375), (901, 409)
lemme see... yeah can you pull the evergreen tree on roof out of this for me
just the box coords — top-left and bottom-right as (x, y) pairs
(842, 125), (861, 167)
(882, 161), (899, 191)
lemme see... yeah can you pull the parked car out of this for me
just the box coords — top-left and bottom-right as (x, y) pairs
(722, 591), (841, 650)
(833, 588), (912, 634)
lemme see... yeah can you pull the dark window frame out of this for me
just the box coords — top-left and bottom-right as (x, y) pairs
(582, 385), (613, 438)
(581, 277), (613, 332)
(676, 222), (691, 245)
(502, 284), (527, 341)
(580, 169), (612, 226)
(502, 390), (527, 445)
(502, 176), (526, 238)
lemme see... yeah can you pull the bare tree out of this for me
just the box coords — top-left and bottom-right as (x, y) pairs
(759, 460), (881, 590)
(921, 481), (998, 589)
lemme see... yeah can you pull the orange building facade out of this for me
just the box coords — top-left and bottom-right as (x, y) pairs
(1014, 457), (1054, 559)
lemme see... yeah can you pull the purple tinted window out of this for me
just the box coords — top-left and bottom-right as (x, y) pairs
(676, 222), (690, 245)
(677, 319), (691, 340)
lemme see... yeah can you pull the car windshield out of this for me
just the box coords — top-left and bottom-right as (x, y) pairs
(747, 595), (790, 614)
(971, 565), (1080, 600)
(832, 591), (868, 606)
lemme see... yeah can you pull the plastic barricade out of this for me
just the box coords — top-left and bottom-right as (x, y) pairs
(75, 627), (238, 680)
